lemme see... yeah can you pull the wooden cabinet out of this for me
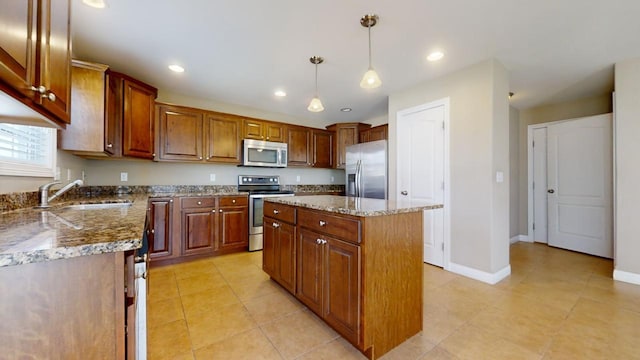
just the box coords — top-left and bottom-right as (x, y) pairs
(180, 197), (216, 256)
(0, 0), (71, 126)
(326, 123), (371, 169)
(287, 126), (333, 168)
(206, 112), (242, 163)
(263, 202), (297, 293)
(148, 197), (174, 261)
(217, 196), (249, 251)
(360, 124), (388, 143)
(243, 118), (285, 142)
(60, 62), (157, 159)
(156, 103), (242, 164)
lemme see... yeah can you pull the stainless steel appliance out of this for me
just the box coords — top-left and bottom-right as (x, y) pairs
(345, 139), (388, 199)
(238, 175), (295, 251)
(242, 139), (288, 167)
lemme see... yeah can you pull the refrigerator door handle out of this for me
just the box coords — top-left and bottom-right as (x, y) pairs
(355, 160), (361, 197)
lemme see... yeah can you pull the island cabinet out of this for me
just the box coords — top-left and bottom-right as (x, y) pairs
(0, 0), (72, 126)
(156, 103), (242, 164)
(264, 201), (424, 360)
(326, 122), (371, 169)
(263, 202), (297, 293)
(242, 118), (286, 142)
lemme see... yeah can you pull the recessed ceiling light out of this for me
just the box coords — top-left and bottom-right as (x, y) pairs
(427, 51), (444, 62)
(82, 0), (106, 9)
(340, 107), (352, 112)
(168, 64), (185, 73)
(274, 90), (287, 97)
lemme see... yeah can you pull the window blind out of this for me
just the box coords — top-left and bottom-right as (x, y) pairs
(0, 123), (55, 177)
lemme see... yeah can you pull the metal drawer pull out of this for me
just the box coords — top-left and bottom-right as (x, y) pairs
(319, 220), (326, 226)
(232, 199), (236, 203)
(197, 201), (202, 205)
(273, 209), (279, 214)
(273, 222), (280, 228)
(316, 238), (327, 245)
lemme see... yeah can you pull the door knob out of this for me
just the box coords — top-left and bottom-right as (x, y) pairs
(401, 191), (408, 195)
(547, 189), (555, 194)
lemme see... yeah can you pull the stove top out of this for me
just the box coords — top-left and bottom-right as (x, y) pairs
(238, 175), (291, 194)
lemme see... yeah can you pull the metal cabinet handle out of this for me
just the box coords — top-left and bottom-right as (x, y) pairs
(316, 239), (327, 245)
(31, 85), (46, 94)
(106, 143), (113, 148)
(42, 91), (56, 102)
(319, 220), (326, 226)
(401, 190), (408, 196)
(232, 199), (236, 203)
(151, 229), (155, 234)
(197, 201), (202, 205)
(199, 157), (203, 160)
(547, 189), (555, 194)
(273, 222), (280, 228)
(219, 209), (223, 213)
(273, 209), (279, 214)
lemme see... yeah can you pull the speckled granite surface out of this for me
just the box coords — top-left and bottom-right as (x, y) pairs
(266, 195), (443, 217)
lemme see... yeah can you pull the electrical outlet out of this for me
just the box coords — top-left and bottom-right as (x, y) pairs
(210, 173), (216, 182)
(120, 172), (128, 182)
(296, 175), (301, 183)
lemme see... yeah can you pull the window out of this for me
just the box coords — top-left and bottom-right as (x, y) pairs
(0, 123), (56, 177)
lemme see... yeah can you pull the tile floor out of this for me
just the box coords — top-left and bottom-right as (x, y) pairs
(147, 242), (640, 359)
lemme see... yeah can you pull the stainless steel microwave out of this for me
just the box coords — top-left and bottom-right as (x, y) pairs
(242, 139), (288, 167)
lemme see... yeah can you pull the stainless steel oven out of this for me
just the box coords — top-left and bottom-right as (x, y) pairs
(238, 175), (294, 251)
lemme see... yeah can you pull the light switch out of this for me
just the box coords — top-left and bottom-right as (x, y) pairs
(296, 175), (301, 183)
(120, 172), (128, 182)
(496, 171), (504, 183)
(210, 173), (216, 182)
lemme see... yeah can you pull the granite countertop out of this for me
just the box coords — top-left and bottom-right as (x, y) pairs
(265, 195), (443, 217)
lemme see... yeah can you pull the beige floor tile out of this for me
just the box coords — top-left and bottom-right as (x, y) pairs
(422, 308), (467, 344)
(172, 258), (220, 279)
(181, 285), (241, 320)
(292, 337), (366, 360)
(439, 323), (542, 360)
(149, 274), (181, 303)
(581, 276), (640, 313)
(423, 264), (459, 290)
(418, 346), (461, 360)
(176, 272), (227, 296)
(510, 278), (584, 313)
(148, 319), (193, 360)
(218, 262), (270, 283)
(193, 328), (282, 360)
(261, 308), (339, 359)
(378, 332), (436, 360)
(242, 287), (304, 325)
(187, 302), (258, 349)
(148, 297), (185, 329)
(228, 276), (282, 301)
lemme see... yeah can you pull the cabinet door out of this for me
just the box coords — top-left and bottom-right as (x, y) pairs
(206, 113), (241, 163)
(287, 126), (311, 166)
(157, 105), (204, 161)
(217, 205), (248, 250)
(277, 221), (296, 293)
(324, 237), (361, 344)
(265, 122), (285, 142)
(364, 124), (388, 142)
(263, 219), (278, 278)
(242, 119), (264, 140)
(182, 209), (216, 255)
(296, 228), (324, 315)
(0, 0), (36, 97)
(335, 127), (358, 168)
(104, 71), (122, 156)
(122, 79), (156, 159)
(148, 198), (173, 260)
(312, 130), (333, 168)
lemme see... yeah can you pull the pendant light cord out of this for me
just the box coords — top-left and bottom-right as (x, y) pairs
(314, 63), (319, 96)
(368, 24), (372, 69)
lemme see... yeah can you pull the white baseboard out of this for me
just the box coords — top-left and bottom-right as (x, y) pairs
(510, 235), (530, 244)
(613, 269), (640, 286)
(448, 262), (511, 285)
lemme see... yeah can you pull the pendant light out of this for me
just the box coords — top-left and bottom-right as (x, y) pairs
(308, 56), (325, 112)
(360, 14), (381, 89)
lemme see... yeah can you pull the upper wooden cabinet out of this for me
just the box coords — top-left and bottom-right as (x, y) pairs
(242, 118), (286, 142)
(286, 126), (333, 168)
(360, 124), (388, 143)
(0, 0), (71, 126)
(326, 123), (371, 169)
(59, 62), (157, 159)
(312, 129), (334, 168)
(156, 103), (242, 164)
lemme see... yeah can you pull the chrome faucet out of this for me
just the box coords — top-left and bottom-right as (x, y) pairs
(37, 179), (84, 208)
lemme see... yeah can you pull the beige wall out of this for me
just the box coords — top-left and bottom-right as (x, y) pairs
(388, 59), (510, 275)
(515, 94), (612, 235)
(509, 107), (520, 238)
(613, 58), (640, 277)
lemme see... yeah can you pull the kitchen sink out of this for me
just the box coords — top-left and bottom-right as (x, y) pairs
(62, 201), (133, 210)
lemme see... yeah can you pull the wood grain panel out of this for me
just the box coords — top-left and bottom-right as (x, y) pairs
(264, 202), (296, 223)
(287, 126), (311, 166)
(277, 221), (296, 293)
(182, 209), (215, 255)
(207, 113), (241, 163)
(0, 253), (125, 359)
(218, 206), (248, 250)
(296, 228), (324, 315)
(298, 208), (361, 243)
(312, 130), (333, 168)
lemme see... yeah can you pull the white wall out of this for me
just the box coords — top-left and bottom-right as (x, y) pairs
(388, 59), (510, 277)
(509, 107), (520, 238)
(613, 58), (640, 280)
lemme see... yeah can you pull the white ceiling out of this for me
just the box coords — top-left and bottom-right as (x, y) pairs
(71, 0), (640, 127)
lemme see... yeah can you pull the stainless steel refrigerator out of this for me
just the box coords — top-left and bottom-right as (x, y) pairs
(345, 139), (387, 199)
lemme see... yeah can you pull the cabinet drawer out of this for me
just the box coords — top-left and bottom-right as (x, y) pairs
(219, 195), (248, 207)
(181, 197), (216, 208)
(264, 202), (296, 224)
(298, 209), (361, 243)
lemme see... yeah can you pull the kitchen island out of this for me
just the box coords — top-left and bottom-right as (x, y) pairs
(263, 195), (443, 360)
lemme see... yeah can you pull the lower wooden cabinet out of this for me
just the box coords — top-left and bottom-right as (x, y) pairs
(217, 196), (249, 251)
(181, 205), (217, 256)
(263, 216), (296, 293)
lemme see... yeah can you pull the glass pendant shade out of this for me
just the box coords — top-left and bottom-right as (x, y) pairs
(360, 68), (382, 88)
(308, 97), (324, 112)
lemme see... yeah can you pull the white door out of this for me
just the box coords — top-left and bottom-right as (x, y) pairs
(397, 103), (445, 266)
(532, 128), (548, 243)
(547, 114), (613, 258)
